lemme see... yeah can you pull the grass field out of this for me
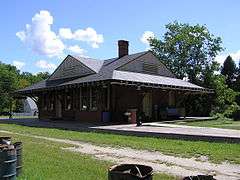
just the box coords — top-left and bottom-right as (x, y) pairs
(0, 115), (37, 119)
(0, 123), (239, 164)
(0, 131), (174, 180)
(175, 119), (240, 130)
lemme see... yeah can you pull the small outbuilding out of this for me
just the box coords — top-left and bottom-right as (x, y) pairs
(13, 97), (38, 116)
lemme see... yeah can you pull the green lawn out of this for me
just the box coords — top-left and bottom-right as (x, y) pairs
(175, 119), (240, 130)
(0, 131), (175, 180)
(0, 123), (239, 164)
(0, 115), (37, 119)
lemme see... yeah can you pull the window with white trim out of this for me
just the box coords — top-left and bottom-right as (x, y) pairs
(65, 90), (72, 110)
(49, 93), (54, 111)
(81, 87), (90, 111)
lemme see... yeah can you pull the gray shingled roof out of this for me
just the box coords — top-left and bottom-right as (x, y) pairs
(18, 80), (47, 92)
(112, 70), (204, 89)
(62, 51), (148, 86)
(74, 56), (104, 73)
(17, 51), (211, 93)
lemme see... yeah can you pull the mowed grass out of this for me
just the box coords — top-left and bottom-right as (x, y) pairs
(0, 116), (37, 119)
(175, 119), (240, 130)
(0, 123), (239, 164)
(0, 132), (111, 180)
(0, 131), (175, 180)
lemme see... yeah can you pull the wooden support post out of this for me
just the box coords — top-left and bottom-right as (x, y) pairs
(107, 84), (111, 111)
(90, 86), (92, 110)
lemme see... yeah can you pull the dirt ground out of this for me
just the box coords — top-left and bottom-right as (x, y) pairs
(1, 130), (239, 180)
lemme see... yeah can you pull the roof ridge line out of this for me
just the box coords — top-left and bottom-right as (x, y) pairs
(104, 51), (148, 67)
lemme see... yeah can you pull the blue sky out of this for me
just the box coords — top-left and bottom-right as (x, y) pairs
(0, 0), (240, 73)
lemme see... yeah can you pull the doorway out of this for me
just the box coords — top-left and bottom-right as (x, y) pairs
(142, 93), (152, 119)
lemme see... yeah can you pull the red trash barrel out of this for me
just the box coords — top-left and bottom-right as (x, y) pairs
(128, 109), (137, 124)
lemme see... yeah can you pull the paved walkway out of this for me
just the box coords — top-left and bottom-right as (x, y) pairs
(0, 118), (239, 143)
(93, 123), (240, 143)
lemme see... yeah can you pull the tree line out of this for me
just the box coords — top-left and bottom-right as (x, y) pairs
(0, 62), (50, 114)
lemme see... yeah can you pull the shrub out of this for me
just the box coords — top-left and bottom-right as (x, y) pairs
(211, 103), (240, 121)
(223, 102), (240, 118)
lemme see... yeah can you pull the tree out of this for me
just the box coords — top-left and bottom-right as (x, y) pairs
(210, 74), (239, 118)
(234, 60), (240, 89)
(221, 55), (237, 86)
(149, 21), (223, 86)
(212, 75), (237, 110)
(20, 71), (50, 88)
(0, 61), (50, 113)
(36, 72), (50, 80)
(233, 60), (240, 106)
(0, 62), (19, 112)
(237, 60), (240, 75)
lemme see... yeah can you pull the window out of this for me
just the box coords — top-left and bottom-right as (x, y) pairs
(81, 87), (90, 111)
(44, 93), (53, 111)
(65, 90), (73, 110)
(91, 87), (98, 111)
(49, 94), (54, 111)
(80, 86), (98, 111)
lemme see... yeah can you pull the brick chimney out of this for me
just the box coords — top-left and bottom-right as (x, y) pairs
(118, 40), (129, 58)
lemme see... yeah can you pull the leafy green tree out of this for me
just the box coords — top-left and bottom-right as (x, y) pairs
(211, 75), (238, 113)
(149, 21), (223, 85)
(202, 61), (220, 87)
(20, 71), (50, 88)
(0, 62), (19, 112)
(0, 61), (50, 113)
(18, 78), (31, 89)
(233, 60), (240, 89)
(233, 60), (240, 106)
(36, 72), (50, 81)
(221, 55), (237, 86)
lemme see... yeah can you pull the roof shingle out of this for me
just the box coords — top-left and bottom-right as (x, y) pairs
(17, 51), (211, 93)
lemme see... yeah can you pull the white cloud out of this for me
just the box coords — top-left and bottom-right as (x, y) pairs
(67, 45), (86, 56)
(215, 50), (240, 65)
(140, 31), (155, 45)
(16, 10), (65, 57)
(58, 28), (73, 39)
(13, 60), (25, 70)
(59, 27), (104, 48)
(16, 10), (104, 59)
(35, 60), (57, 71)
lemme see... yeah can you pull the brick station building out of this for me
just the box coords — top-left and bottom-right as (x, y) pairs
(17, 40), (212, 123)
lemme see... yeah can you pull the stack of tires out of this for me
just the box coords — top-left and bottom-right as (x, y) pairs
(0, 137), (22, 180)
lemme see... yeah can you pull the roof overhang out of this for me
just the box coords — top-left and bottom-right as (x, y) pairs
(17, 79), (213, 96)
(110, 80), (214, 94)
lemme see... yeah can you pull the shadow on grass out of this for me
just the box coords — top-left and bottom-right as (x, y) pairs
(0, 117), (239, 144)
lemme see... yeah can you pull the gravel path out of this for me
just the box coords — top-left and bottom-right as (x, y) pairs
(1, 130), (239, 180)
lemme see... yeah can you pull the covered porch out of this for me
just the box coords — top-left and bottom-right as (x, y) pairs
(109, 81), (211, 123)
(18, 78), (212, 124)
